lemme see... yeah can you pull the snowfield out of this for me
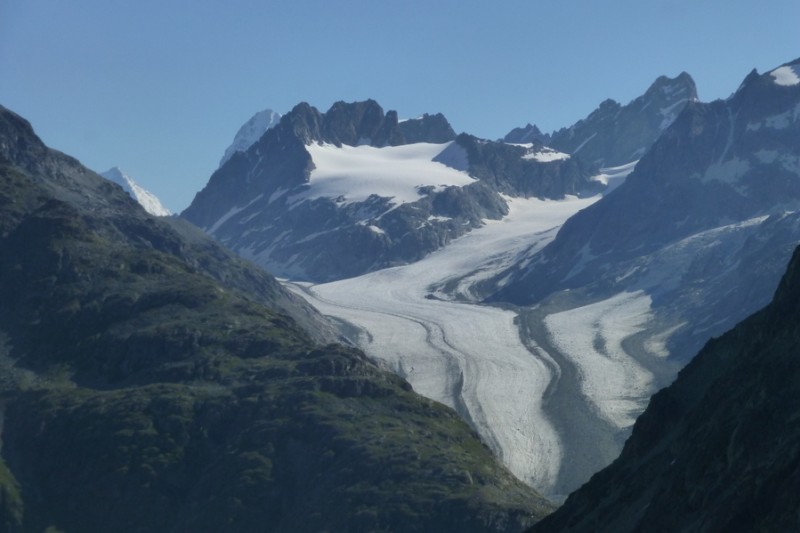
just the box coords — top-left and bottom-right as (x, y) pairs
(285, 164), (648, 499)
(297, 142), (476, 206)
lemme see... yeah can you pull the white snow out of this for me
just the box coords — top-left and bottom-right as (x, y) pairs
(572, 132), (597, 154)
(286, 194), (600, 495)
(544, 291), (657, 429)
(770, 65), (800, 87)
(206, 194), (263, 234)
(523, 147), (571, 162)
(697, 157), (751, 185)
(296, 142), (476, 206)
(100, 167), (172, 217)
(591, 161), (638, 193)
(747, 103), (800, 131)
(659, 98), (689, 130)
(219, 109), (281, 167)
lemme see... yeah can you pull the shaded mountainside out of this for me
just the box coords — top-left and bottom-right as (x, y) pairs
(548, 72), (697, 167)
(504, 72), (696, 168)
(182, 100), (598, 282)
(531, 245), (800, 533)
(491, 58), (800, 360)
(0, 105), (553, 532)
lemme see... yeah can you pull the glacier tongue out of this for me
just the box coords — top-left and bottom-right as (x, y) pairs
(286, 195), (600, 497)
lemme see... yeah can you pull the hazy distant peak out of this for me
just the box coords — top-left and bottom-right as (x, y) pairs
(643, 71), (698, 101)
(100, 167), (172, 216)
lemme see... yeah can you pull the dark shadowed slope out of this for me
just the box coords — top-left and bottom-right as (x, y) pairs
(0, 105), (553, 532)
(532, 244), (800, 532)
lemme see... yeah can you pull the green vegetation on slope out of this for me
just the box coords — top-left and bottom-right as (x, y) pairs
(0, 105), (552, 532)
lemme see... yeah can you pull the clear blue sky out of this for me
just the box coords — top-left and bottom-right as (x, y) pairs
(2, 0), (798, 212)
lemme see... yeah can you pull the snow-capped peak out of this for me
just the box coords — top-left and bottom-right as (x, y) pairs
(101, 167), (172, 217)
(219, 109), (282, 167)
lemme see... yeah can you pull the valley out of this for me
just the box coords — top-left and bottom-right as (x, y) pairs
(285, 164), (670, 499)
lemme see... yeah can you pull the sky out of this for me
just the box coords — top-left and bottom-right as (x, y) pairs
(1, 0), (799, 212)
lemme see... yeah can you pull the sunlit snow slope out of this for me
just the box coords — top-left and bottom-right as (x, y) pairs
(288, 181), (630, 498)
(297, 142), (476, 206)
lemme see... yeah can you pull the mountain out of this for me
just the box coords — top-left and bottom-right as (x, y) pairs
(502, 123), (550, 145)
(530, 244), (800, 532)
(505, 72), (697, 168)
(219, 108), (282, 167)
(463, 58), (800, 496)
(0, 104), (553, 532)
(492, 58), (800, 355)
(182, 99), (598, 282)
(101, 166), (172, 216)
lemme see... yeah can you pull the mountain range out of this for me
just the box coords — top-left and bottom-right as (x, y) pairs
(504, 72), (698, 168)
(0, 105), (552, 532)
(492, 58), (800, 359)
(524, 58), (800, 532)
(178, 58), (800, 502)
(182, 100), (598, 281)
(3, 53), (800, 532)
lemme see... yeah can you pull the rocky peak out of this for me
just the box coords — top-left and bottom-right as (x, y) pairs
(644, 71), (698, 101)
(261, 100), (453, 149)
(545, 72), (698, 167)
(398, 113), (456, 144)
(321, 99), (399, 146)
(502, 123), (550, 145)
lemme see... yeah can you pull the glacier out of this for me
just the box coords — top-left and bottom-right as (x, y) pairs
(285, 166), (656, 499)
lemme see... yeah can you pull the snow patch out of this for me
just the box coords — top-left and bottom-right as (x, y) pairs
(572, 132), (597, 154)
(523, 147), (571, 162)
(659, 98), (689, 130)
(697, 157), (750, 185)
(755, 149), (780, 164)
(770, 65), (800, 87)
(206, 194), (263, 234)
(591, 160), (638, 193)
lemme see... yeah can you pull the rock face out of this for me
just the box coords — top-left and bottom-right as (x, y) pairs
(100, 166), (172, 216)
(182, 99), (598, 282)
(0, 105), (554, 532)
(502, 123), (550, 145)
(505, 72), (697, 168)
(492, 58), (800, 360)
(531, 244), (800, 532)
